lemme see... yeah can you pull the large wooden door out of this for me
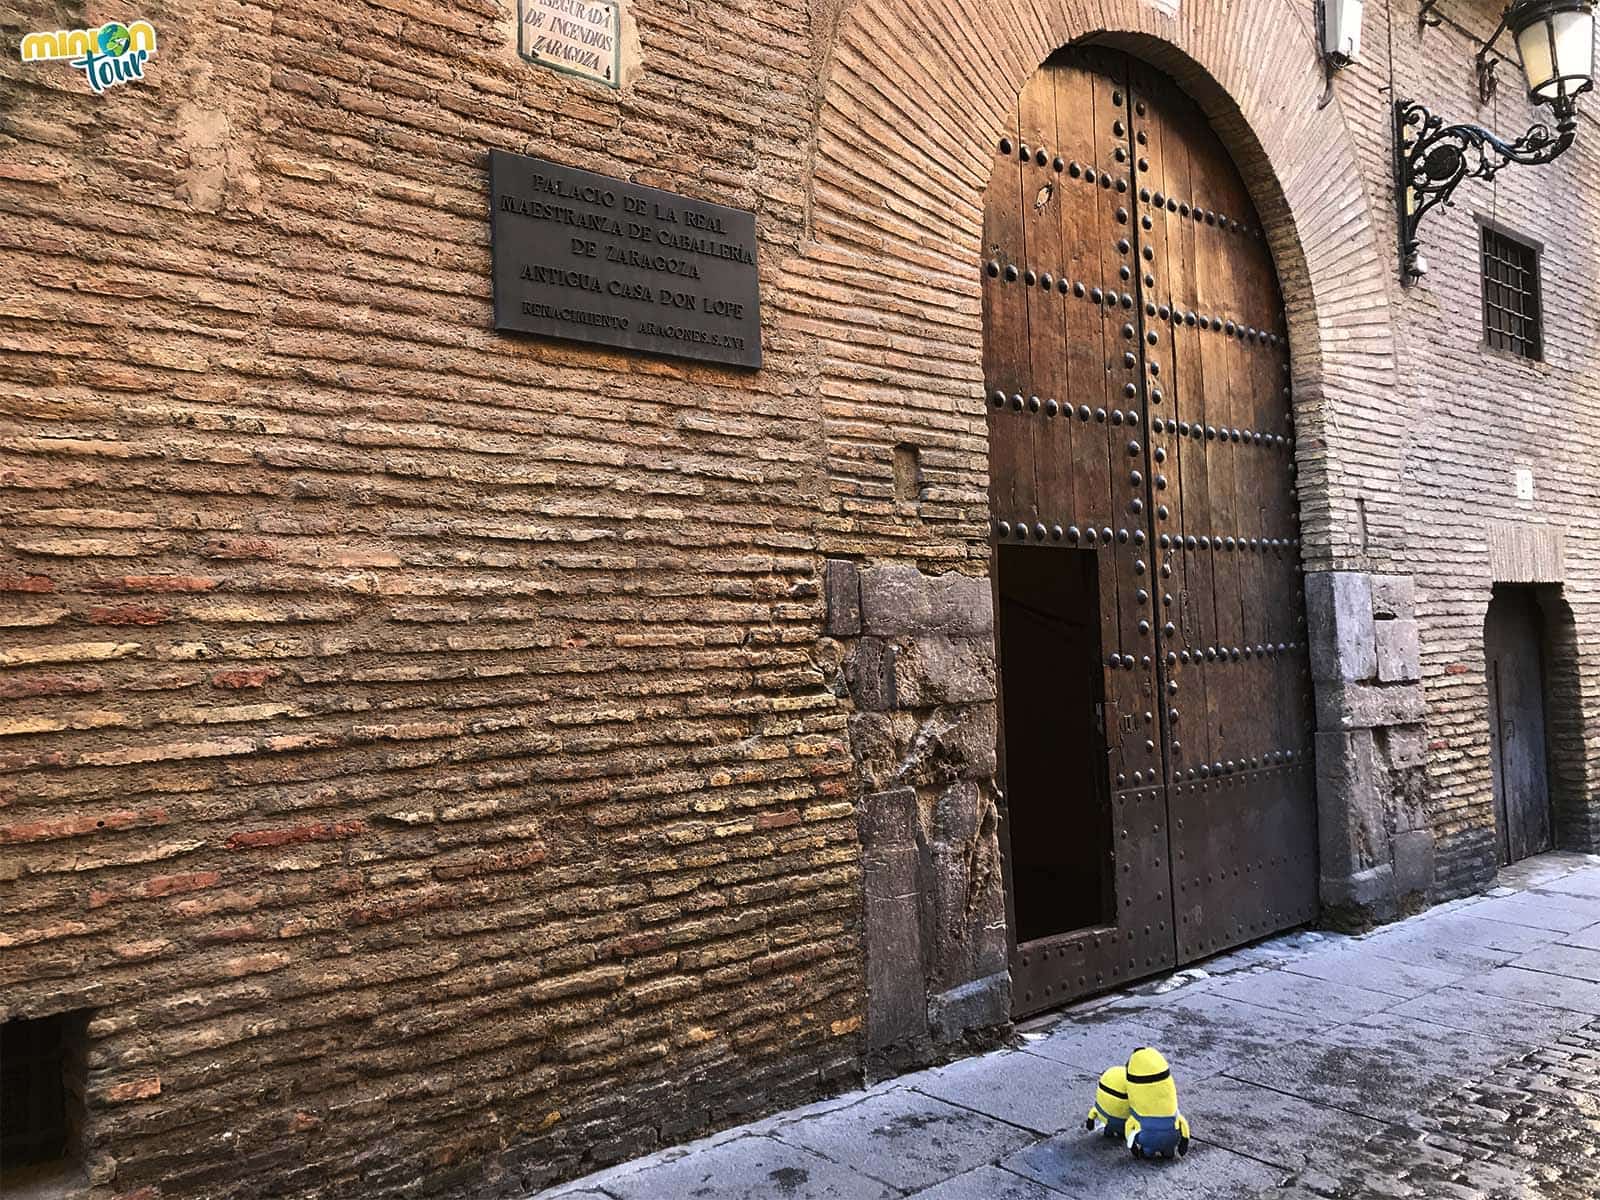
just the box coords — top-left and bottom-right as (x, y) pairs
(1486, 587), (1553, 864)
(984, 48), (1317, 1017)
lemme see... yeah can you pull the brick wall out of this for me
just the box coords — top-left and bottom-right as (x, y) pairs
(0, 0), (864, 1194)
(4, 0), (1600, 1193)
(1331, 0), (1600, 892)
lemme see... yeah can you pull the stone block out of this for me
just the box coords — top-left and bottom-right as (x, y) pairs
(892, 635), (996, 707)
(1320, 862), (1396, 913)
(849, 707), (997, 792)
(846, 638), (896, 711)
(824, 558), (861, 637)
(1305, 571), (1376, 683)
(864, 888), (926, 1050)
(1316, 681), (1426, 730)
(926, 814), (1005, 991)
(848, 712), (898, 791)
(1369, 574), (1415, 620)
(1315, 729), (1381, 880)
(864, 843), (920, 900)
(860, 564), (932, 636)
(1391, 828), (1435, 896)
(934, 779), (980, 847)
(859, 786), (918, 852)
(862, 839), (927, 1052)
(1385, 723), (1427, 769)
(973, 903), (1009, 980)
(927, 842), (973, 986)
(972, 813), (1008, 980)
(1374, 618), (1421, 682)
(930, 572), (993, 636)
(927, 972), (1010, 1044)
(917, 705), (999, 783)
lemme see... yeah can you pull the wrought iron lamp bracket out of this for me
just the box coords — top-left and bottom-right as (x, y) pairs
(1394, 98), (1576, 284)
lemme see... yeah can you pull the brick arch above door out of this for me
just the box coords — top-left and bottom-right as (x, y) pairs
(793, 0), (1402, 577)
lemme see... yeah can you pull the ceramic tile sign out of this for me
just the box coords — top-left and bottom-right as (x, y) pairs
(490, 151), (762, 369)
(519, 0), (620, 88)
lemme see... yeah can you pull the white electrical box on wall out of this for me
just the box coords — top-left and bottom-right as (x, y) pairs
(1515, 466), (1535, 501)
(1323, 0), (1364, 63)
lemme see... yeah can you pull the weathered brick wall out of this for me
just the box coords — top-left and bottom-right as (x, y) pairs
(1327, 0), (1600, 893)
(0, 0), (867, 1194)
(5, 0), (1600, 1193)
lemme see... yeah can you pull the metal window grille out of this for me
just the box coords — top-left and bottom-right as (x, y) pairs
(1, 1015), (69, 1167)
(1481, 227), (1543, 360)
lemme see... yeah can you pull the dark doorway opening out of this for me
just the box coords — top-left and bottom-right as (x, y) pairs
(1485, 585), (1554, 864)
(1, 1009), (90, 1190)
(996, 544), (1114, 943)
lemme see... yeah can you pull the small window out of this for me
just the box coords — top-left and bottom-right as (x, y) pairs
(1481, 226), (1542, 360)
(1, 1011), (90, 1185)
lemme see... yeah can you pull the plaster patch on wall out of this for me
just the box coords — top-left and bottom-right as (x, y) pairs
(175, 108), (262, 214)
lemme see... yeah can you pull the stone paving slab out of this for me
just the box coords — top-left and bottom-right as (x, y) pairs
(1205, 961), (1394, 1024)
(908, 1046), (1091, 1135)
(1536, 870), (1600, 899)
(1226, 1010), (1511, 1124)
(1511, 941), (1600, 982)
(1466, 890), (1600, 933)
(1180, 1073), (1389, 1171)
(534, 856), (1600, 1200)
(1024, 987), (1329, 1083)
(1129, 990), (1334, 1078)
(1558, 921), (1600, 951)
(1020, 1004), (1172, 1074)
(595, 1134), (898, 1200)
(1388, 984), (1593, 1045)
(1266, 1020), (1600, 1200)
(1002, 1130), (1285, 1199)
(904, 1164), (1063, 1199)
(1356, 924), (1521, 974)
(1497, 851), (1600, 889)
(1468, 964), (1600, 1013)
(1368, 908), (1563, 955)
(771, 1086), (1036, 1193)
(1278, 943), (1464, 997)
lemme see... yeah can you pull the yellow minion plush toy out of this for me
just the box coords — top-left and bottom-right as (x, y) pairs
(1123, 1046), (1190, 1159)
(1084, 1065), (1129, 1139)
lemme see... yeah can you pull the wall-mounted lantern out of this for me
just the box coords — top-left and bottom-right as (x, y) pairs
(1323, 0), (1365, 65)
(1395, 0), (1595, 284)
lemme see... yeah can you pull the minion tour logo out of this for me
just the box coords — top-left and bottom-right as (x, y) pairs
(19, 20), (158, 94)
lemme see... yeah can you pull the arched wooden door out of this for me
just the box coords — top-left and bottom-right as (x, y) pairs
(983, 47), (1317, 1017)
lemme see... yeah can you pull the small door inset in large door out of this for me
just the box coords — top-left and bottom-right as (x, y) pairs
(995, 544), (1116, 945)
(1485, 586), (1553, 864)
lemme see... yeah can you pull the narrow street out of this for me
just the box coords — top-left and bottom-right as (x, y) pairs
(541, 852), (1600, 1199)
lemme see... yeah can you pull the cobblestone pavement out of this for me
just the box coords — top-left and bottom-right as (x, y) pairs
(537, 852), (1600, 1200)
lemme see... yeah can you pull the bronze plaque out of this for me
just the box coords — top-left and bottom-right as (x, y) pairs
(490, 150), (761, 369)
